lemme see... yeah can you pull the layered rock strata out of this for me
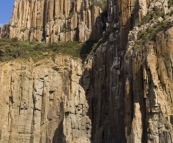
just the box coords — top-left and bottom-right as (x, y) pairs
(0, 55), (91, 143)
(8, 0), (104, 42)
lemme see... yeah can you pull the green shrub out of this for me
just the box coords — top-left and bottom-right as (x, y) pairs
(66, 12), (74, 20)
(21, 28), (27, 32)
(84, 32), (110, 61)
(136, 21), (173, 46)
(0, 38), (84, 62)
(140, 7), (165, 26)
(89, 0), (107, 10)
(168, 0), (173, 8)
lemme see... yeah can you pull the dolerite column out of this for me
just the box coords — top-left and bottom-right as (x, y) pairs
(82, 11), (86, 24)
(11, 0), (19, 26)
(55, 0), (60, 19)
(28, 1), (33, 28)
(76, 0), (82, 12)
(22, 0), (26, 27)
(87, 10), (92, 30)
(60, 0), (64, 15)
(10, 0), (19, 38)
(64, 0), (70, 18)
(36, 0), (44, 27)
(64, 0), (67, 17)
(71, 13), (78, 30)
(18, 0), (23, 28)
(91, 6), (100, 40)
(25, 1), (30, 28)
(48, 0), (54, 21)
(31, 0), (36, 28)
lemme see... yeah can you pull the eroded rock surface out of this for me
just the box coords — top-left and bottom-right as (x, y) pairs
(0, 55), (91, 143)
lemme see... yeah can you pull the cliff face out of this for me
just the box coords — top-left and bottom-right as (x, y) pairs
(83, 27), (173, 143)
(7, 0), (104, 42)
(125, 27), (173, 143)
(1, 0), (173, 143)
(82, 0), (173, 142)
(0, 55), (91, 143)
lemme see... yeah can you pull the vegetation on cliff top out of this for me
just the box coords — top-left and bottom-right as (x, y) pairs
(0, 38), (105, 62)
(0, 38), (84, 62)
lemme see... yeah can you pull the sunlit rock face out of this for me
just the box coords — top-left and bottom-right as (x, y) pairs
(9, 0), (103, 42)
(0, 55), (91, 143)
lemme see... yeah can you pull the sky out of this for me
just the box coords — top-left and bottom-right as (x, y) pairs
(0, 0), (15, 26)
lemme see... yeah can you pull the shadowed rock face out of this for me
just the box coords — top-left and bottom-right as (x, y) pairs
(81, 0), (173, 142)
(83, 27), (173, 143)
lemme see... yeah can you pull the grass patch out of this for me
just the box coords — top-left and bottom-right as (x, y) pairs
(66, 12), (74, 20)
(0, 38), (84, 62)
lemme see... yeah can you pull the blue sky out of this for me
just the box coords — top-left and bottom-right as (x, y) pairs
(0, 0), (15, 26)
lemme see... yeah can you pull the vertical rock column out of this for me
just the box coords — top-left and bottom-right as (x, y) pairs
(9, 0), (103, 42)
(0, 55), (91, 143)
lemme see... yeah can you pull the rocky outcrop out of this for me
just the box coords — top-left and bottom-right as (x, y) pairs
(124, 27), (173, 143)
(0, 55), (91, 143)
(82, 20), (173, 143)
(8, 0), (104, 42)
(81, 0), (173, 142)
(0, 24), (10, 38)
